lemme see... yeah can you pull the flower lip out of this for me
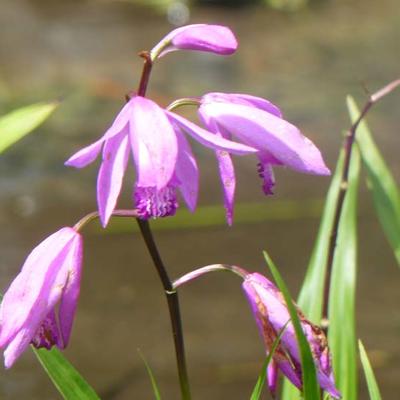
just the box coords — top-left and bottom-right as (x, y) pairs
(150, 24), (238, 60)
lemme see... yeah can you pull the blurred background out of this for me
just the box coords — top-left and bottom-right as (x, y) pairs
(0, 0), (399, 398)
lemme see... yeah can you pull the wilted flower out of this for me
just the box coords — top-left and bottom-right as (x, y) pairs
(198, 92), (330, 224)
(150, 24), (238, 60)
(0, 227), (83, 368)
(66, 96), (256, 226)
(242, 272), (341, 398)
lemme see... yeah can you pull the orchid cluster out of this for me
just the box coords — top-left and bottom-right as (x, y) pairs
(0, 24), (340, 399)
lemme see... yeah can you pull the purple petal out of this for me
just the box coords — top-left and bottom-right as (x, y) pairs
(167, 111), (257, 155)
(151, 24), (237, 58)
(65, 98), (133, 168)
(216, 150), (236, 225)
(58, 234), (83, 348)
(65, 138), (104, 168)
(174, 129), (199, 212)
(200, 102), (331, 175)
(267, 360), (279, 397)
(0, 228), (78, 367)
(197, 112), (236, 224)
(202, 92), (282, 118)
(97, 129), (130, 227)
(129, 97), (178, 189)
(3, 330), (31, 369)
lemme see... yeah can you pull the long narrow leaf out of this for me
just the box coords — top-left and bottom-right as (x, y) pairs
(282, 152), (345, 400)
(264, 252), (320, 400)
(250, 322), (289, 400)
(138, 349), (162, 400)
(358, 341), (383, 400)
(0, 101), (59, 153)
(328, 145), (360, 399)
(347, 96), (400, 266)
(33, 347), (100, 400)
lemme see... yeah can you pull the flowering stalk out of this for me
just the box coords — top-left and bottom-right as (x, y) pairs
(322, 78), (400, 326)
(134, 47), (192, 400)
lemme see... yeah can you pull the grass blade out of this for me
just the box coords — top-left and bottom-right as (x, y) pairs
(138, 349), (162, 400)
(0, 101), (59, 153)
(281, 153), (345, 400)
(347, 96), (400, 266)
(358, 341), (383, 400)
(250, 322), (289, 400)
(264, 252), (320, 400)
(33, 347), (100, 400)
(328, 144), (360, 399)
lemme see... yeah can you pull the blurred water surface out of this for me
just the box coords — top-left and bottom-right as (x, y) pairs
(0, 0), (399, 398)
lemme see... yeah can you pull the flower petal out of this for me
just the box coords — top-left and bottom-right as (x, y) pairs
(201, 102), (330, 175)
(151, 24), (237, 59)
(174, 128), (199, 212)
(129, 97), (178, 189)
(97, 129), (130, 227)
(0, 228), (79, 368)
(65, 138), (104, 168)
(167, 111), (257, 155)
(58, 234), (83, 348)
(216, 150), (236, 225)
(65, 98), (133, 168)
(202, 92), (282, 118)
(267, 360), (279, 397)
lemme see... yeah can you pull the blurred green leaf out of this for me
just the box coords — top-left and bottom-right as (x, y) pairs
(358, 341), (382, 400)
(33, 347), (100, 400)
(0, 101), (58, 154)
(281, 153), (345, 400)
(138, 349), (162, 400)
(328, 144), (360, 399)
(347, 96), (400, 267)
(250, 321), (289, 400)
(264, 251), (320, 400)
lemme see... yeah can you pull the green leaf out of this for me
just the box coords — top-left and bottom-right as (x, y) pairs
(263, 251), (320, 400)
(328, 144), (360, 399)
(0, 101), (58, 153)
(138, 349), (162, 400)
(296, 152), (345, 323)
(281, 153), (345, 400)
(358, 341), (383, 400)
(33, 347), (100, 400)
(250, 322), (289, 400)
(347, 96), (400, 266)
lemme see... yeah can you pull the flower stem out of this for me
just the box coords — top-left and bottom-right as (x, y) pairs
(73, 209), (139, 232)
(173, 264), (248, 289)
(321, 79), (400, 329)
(134, 50), (192, 400)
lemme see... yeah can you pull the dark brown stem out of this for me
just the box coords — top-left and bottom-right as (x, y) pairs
(322, 79), (400, 327)
(134, 50), (192, 400)
(137, 51), (153, 97)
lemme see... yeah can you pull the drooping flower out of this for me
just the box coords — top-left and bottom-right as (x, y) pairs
(150, 24), (238, 60)
(198, 92), (331, 224)
(242, 272), (341, 399)
(65, 96), (257, 227)
(0, 227), (83, 368)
